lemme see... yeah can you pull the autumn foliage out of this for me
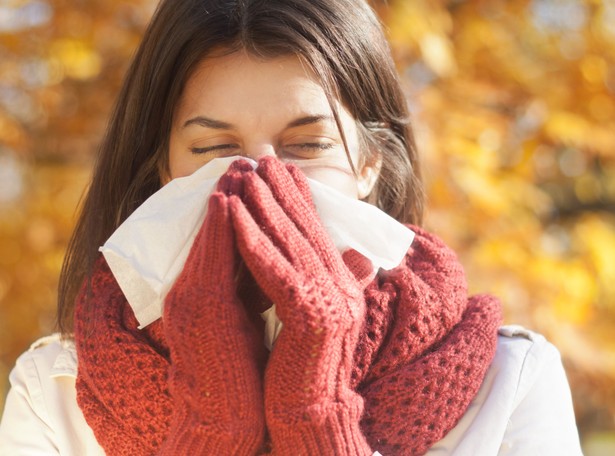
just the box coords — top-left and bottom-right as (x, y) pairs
(0, 0), (614, 448)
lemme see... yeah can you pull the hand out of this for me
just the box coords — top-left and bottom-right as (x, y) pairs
(160, 160), (266, 455)
(229, 157), (372, 454)
(231, 157), (364, 336)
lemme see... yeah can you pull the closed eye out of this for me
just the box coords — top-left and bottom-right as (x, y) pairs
(284, 143), (335, 152)
(285, 143), (334, 151)
(189, 142), (335, 157)
(190, 143), (239, 154)
(280, 142), (336, 160)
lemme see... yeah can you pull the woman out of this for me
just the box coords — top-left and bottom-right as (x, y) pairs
(0, 0), (583, 454)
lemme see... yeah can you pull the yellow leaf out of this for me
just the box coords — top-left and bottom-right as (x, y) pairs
(49, 39), (101, 81)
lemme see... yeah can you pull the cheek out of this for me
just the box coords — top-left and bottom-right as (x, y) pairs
(170, 158), (202, 179)
(295, 164), (359, 199)
(167, 144), (204, 180)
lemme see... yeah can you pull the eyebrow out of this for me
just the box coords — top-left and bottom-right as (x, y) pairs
(286, 114), (334, 129)
(182, 114), (334, 130)
(183, 116), (234, 130)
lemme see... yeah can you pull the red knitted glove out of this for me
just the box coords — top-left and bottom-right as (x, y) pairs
(159, 161), (266, 455)
(229, 156), (372, 455)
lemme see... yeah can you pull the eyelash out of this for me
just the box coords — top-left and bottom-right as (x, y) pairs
(190, 143), (334, 154)
(190, 143), (239, 154)
(291, 143), (334, 151)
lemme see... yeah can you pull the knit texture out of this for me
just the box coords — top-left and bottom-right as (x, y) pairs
(228, 158), (373, 454)
(74, 260), (172, 455)
(75, 160), (267, 455)
(74, 158), (501, 455)
(354, 240), (501, 455)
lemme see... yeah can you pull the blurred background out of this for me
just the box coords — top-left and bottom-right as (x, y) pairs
(0, 0), (613, 453)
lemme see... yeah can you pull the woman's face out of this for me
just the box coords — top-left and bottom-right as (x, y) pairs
(167, 51), (379, 199)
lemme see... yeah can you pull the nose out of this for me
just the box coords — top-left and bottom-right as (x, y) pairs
(244, 144), (276, 161)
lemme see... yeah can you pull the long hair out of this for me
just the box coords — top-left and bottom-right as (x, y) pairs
(57, 0), (424, 334)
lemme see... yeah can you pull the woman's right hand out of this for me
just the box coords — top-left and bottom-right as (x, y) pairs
(228, 157), (372, 455)
(160, 160), (266, 455)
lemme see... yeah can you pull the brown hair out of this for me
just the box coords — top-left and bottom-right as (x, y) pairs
(57, 0), (424, 334)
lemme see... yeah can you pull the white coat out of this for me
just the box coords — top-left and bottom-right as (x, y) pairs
(0, 326), (584, 455)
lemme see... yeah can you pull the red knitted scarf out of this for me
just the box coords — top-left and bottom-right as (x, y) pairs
(74, 226), (501, 455)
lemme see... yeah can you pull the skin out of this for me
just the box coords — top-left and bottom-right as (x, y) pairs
(167, 51), (380, 199)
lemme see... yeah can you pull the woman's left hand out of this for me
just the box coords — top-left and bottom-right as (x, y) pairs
(228, 156), (372, 455)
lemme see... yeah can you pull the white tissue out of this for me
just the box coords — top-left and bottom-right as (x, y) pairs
(100, 156), (414, 328)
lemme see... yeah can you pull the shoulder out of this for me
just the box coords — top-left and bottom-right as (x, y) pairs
(11, 334), (78, 384)
(3, 334), (77, 429)
(493, 325), (561, 386)
(496, 324), (554, 354)
(0, 335), (105, 456)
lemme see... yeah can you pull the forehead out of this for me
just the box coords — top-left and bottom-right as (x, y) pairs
(175, 52), (333, 122)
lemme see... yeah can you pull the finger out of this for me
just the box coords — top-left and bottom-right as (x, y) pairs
(228, 195), (301, 307)
(257, 156), (346, 275)
(342, 249), (376, 288)
(285, 162), (314, 203)
(286, 162), (350, 273)
(216, 159), (254, 196)
(217, 170), (244, 196)
(203, 193), (237, 281)
(179, 192), (235, 287)
(242, 172), (319, 271)
(256, 157), (319, 232)
(228, 158), (254, 173)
